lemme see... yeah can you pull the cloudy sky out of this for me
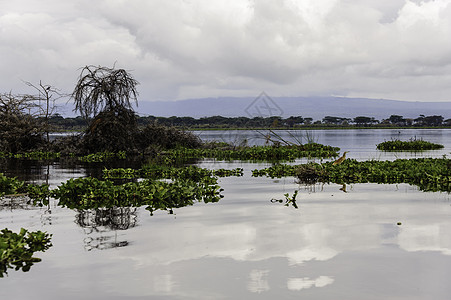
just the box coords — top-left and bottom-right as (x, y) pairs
(1, 0), (451, 106)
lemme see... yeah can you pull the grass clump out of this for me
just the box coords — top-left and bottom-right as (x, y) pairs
(377, 138), (444, 151)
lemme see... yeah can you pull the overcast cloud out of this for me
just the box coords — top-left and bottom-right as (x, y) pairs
(1, 0), (451, 105)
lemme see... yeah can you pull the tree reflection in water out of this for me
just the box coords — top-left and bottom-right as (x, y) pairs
(0, 196), (34, 211)
(75, 207), (137, 251)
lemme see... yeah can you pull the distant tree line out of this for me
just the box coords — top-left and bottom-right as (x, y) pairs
(320, 114), (447, 126)
(47, 113), (451, 130)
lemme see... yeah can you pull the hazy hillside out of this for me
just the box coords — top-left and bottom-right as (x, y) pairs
(136, 96), (451, 120)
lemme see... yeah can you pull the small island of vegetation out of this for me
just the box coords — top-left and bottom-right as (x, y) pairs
(376, 138), (444, 151)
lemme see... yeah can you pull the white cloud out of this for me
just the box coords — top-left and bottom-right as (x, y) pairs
(1, 0), (451, 108)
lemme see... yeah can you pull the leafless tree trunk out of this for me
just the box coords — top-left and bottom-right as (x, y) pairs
(25, 81), (63, 143)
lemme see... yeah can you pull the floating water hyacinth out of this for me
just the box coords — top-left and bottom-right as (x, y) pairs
(0, 228), (52, 277)
(252, 158), (451, 192)
(376, 138), (444, 151)
(162, 143), (339, 163)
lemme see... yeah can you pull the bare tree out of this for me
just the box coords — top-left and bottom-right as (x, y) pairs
(72, 65), (139, 119)
(70, 65), (140, 152)
(25, 81), (62, 143)
(0, 93), (44, 152)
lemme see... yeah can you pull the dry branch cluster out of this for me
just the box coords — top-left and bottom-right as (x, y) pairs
(73, 65), (139, 119)
(0, 93), (45, 152)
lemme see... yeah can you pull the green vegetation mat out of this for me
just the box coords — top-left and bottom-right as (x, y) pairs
(0, 143), (339, 164)
(51, 177), (223, 215)
(103, 165), (244, 180)
(252, 158), (451, 192)
(161, 143), (339, 163)
(1, 165), (245, 215)
(376, 139), (444, 151)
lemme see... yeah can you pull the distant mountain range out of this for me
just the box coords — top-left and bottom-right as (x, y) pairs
(135, 96), (451, 120)
(58, 96), (451, 120)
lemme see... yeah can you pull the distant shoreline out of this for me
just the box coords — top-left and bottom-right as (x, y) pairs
(52, 125), (451, 133)
(186, 126), (451, 131)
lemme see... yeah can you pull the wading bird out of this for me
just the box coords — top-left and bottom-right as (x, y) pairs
(333, 151), (348, 165)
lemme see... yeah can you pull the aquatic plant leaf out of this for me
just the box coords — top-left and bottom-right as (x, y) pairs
(0, 228), (52, 277)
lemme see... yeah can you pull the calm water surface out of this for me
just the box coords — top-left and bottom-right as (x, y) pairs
(1, 129), (451, 300)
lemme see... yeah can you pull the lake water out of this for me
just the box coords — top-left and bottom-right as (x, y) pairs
(1, 129), (451, 300)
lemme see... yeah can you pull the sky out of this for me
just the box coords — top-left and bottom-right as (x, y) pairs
(1, 0), (451, 109)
